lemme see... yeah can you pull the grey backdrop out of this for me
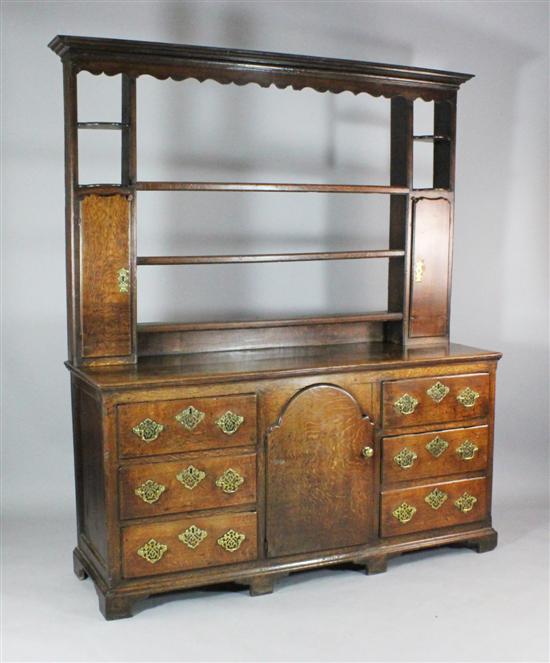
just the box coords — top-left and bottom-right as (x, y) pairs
(2, 1), (548, 661)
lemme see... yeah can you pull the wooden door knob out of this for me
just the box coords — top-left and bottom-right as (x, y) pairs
(361, 446), (374, 458)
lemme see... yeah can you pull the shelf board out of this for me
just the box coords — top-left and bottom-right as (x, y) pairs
(77, 122), (128, 130)
(134, 182), (409, 194)
(413, 134), (450, 142)
(137, 250), (405, 266)
(138, 311), (404, 333)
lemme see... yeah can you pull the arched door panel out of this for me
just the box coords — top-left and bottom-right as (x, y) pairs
(266, 384), (375, 558)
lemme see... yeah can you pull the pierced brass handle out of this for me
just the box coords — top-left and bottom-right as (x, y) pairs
(134, 479), (166, 504)
(392, 502), (417, 524)
(216, 411), (244, 435)
(132, 418), (164, 443)
(217, 529), (246, 552)
(393, 447), (417, 469)
(361, 446), (374, 458)
(394, 394), (419, 415)
(454, 492), (477, 513)
(456, 387), (480, 408)
(456, 439), (479, 460)
(137, 538), (167, 564)
(215, 468), (244, 493)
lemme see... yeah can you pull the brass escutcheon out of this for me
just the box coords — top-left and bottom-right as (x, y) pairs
(175, 405), (205, 431)
(176, 465), (206, 490)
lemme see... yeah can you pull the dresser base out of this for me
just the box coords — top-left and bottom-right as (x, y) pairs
(73, 527), (498, 620)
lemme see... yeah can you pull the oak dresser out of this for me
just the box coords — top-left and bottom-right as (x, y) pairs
(49, 35), (501, 619)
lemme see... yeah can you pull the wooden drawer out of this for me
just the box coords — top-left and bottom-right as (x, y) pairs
(122, 511), (257, 578)
(382, 425), (488, 484)
(119, 452), (256, 519)
(382, 373), (490, 429)
(380, 476), (488, 537)
(118, 394), (256, 458)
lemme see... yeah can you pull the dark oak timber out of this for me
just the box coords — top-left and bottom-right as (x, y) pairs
(50, 35), (500, 620)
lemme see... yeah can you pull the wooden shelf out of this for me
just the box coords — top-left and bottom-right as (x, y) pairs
(134, 182), (409, 194)
(78, 122), (128, 130)
(413, 135), (450, 142)
(139, 311), (404, 333)
(137, 250), (405, 266)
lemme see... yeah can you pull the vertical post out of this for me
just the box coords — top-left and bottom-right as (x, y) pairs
(386, 97), (413, 345)
(121, 75), (137, 185)
(121, 75), (138, 362)
(63, 62), (79, 363)
(433, 95), (456, 190)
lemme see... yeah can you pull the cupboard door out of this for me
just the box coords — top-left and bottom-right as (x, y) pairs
(80, 194), (133, 361)
(409, 197), (451, 338)
(266, 385), (375, 557)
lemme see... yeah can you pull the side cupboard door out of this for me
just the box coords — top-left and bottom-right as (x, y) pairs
(266, 384), (376, 558)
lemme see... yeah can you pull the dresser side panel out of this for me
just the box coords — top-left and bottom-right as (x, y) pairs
(74, 382), (108, 566)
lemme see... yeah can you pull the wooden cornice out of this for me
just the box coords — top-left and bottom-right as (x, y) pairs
(49, 35), (473, 101)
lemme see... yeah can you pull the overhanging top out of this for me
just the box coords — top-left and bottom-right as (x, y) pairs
(49, 35), (473, 102)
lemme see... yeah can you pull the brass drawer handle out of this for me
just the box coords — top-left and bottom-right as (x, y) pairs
(132, 418), (164, 442)
(426, 381), (450, 403)
(215, 468), (245, 493)
(425, 436), (448, 458)
(393, 447), (417, 469)
(392, 502), (417, 524)
(361, 446), (374, 458)
(137, 538), (167, 564)
(456, 439), (479, 460)
(454, 492), (477, 513)
(456, 387), (480, 408)
(216, 410), (245, 435)
(217, 529), (246, 552)
(117, 267), (130, 293)
(134, 479), (166, 504)
(178, 525), (208, 549)
(175, 405), (205, 431)
(424, 488), (448, 510)
(393, 394), (419, 416)
(176, 465), (206, 490)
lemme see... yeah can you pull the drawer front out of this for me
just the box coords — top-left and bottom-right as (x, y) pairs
(382, 373), (490, 429)
(382, 425), (488, 484)
(380, 477), (488, 537)
(122, 511), (257, 578)
(118, 394), (256, 458)
(119, 452), (257, 519)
